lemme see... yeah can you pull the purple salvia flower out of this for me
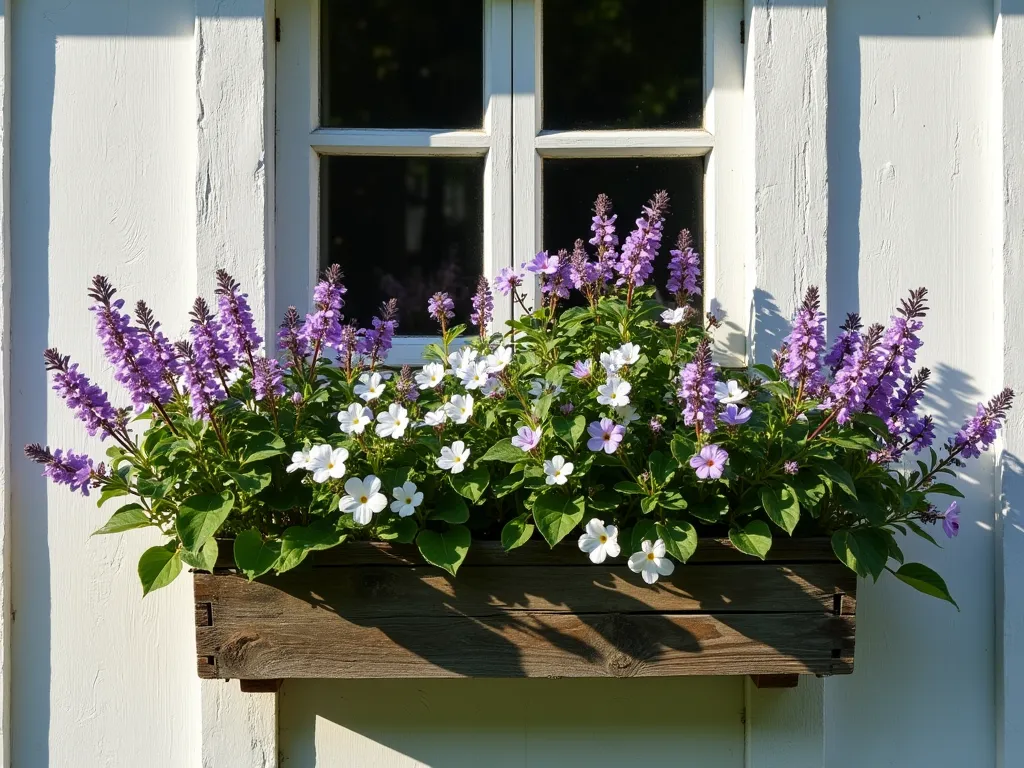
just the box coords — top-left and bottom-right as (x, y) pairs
(175, 340), (226, 421)
(470, 276), (494, 336)
(189, 297), (237, 383)
(88, 276), (171, 412)
(828, 323), (882, 425)
(540, 249), (572, 300)
(951, 388), (1015, 460)
(338, 323), (359, 373)
(357, 299), (399, 364)
(783, 460), (800, 475)
(571, 360), (593, 380)
(781, 286), (827, 394)
(825, 313), (863, 372)
(494, 268), (524, 297)
(215, 270), (263, 366)
(251, 356), (285, 402)
(903, 414), (935, 455)
(886, 368), (930, 438)
(589, 194), (619, 285)
(134, 300), (183, 383)
(615, 191), (668, 290)
(301, 265), (346, 351)
(395, 365), (419, 404)
(865, 288), (928, 420)
(277, 306), (310, 361)
(678, 338), (717, 435)
(428, 292), (455, 326)
(43, 348), (119, 440)
(666, 229), (701, 300)
(25, 443), (95, 496)
(568, 238), (595, 293)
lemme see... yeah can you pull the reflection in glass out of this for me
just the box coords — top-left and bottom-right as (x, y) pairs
(543, 0), (704, 130)
(320, 0), (484, 129)
(542, 158), (704, 303)
(320, 156), (484, 336)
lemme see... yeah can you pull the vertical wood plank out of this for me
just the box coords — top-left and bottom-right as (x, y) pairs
(195, 0), (278, 765)
(995, 3), (1024, 766)
(744, 2), (828, 766)
(0, 5), (10, 766)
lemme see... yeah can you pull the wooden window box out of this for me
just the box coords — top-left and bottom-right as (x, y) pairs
(194, 538), (855, 689)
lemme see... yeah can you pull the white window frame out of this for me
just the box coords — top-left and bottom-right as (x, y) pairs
(275, 0), (746, 365)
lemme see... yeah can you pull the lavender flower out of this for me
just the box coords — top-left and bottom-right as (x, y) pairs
(690, 444), (728, 480)
(781, 286), (827, 393)
(175, 340), (226, 421)
(666, 229), (701, 300)
(494, 268), (524, 297)
(134, 300), (183, 383)
(952, 388), (1015, 459)
(394, 365), (419, 404)
(560, 402), (575, 414)
(338, 323), (359, 372)
(470, 276), (494, 336)
(783, 460), (800, 475)
(25, 443), (95, 496)
(511, 426), (541, 452)
(428, 292), (455, 325)
(589, 194), (619, 285)
(277, 306), (310, 361)
(825, 313), (863, 372)
(215, 270), (263, 366)
(942, 501), (960, 539)
(615, 191), (668, 290)
(357, 299), (399, 364)
(678, 338), (717, 435)
(189, 297), (237, 383)
(886, 368), (930, 438)
(904, 415), (936, 455)
(866, 288), (928, 420)
(587, 418), (626, 454)
(537, 250), (572, 300)
(301, 265), (346, 351)
(720, 403), (753, 426)
(251, 357), (285, 402)
(88, 276), (171, 412)
(571, 360), (593, 380)
(828, 323), (882, 425)
(43, 348), (118, 439)
(526, 251), (559, 275)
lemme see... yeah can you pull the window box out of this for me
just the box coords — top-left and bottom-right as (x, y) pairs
(194, 537), (855, 687)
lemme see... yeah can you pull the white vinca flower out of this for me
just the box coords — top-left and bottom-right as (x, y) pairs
(447, 346), (478, 376)
(337, 403), (373, 434)
(437, 440), (471, 474)
(286, 447), (312, 473)
(354, 372), (386, 402)
(307, 444), (348, 483)
(614, 403), (641, 425)
(615, 342), (641, 366)
(661, 307), (687, 326)
(597, 376), (631, 407)
(415, 362), (446, 390)
(599, 350), (625, 374)
(578, 519), (621, 564)
(339, 475), (387, 525)
(460, 360), (491, 391)
(715, 379), (749, 404)
(375, 403), (410, 439)
(543, 455), (574, 486)
(422, 407), (448, 427)
(390, 480), (424, 518)
(444, 394), (474, 424)
(484, 345), (512, 373)
(628, 539), (676, 585)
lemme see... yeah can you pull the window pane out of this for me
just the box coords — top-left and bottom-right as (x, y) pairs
(542, 158), (703, 301)
(542, 0), (704, 130)
(320, 156), (485, 335)
(320, 0), (484, 129)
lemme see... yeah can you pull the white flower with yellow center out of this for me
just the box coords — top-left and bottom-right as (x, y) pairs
(578, 519), (621, 564)
(354, 372), (386, 402)
(597, 376), (631, 407)
(460, 360), (491, 391)
(615, 342), (641, 366)
(307, 444), (348, 484)
(628, 539), (676, 585)
(286, 447), (312, 473)
(375, 403), (410, 439)
(415, 362), (446, 390)
(390, 480), (424, 518)
(543, 455), (574, 486)
(444, 394), (474, 425)
(339, 475), (387, 525)
(337, 403), (373, 434)
(484, 346), (512, 373)
(437, 441), (471, 474)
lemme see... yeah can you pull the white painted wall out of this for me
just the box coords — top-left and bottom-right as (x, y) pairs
(4, 0), (1021, 766)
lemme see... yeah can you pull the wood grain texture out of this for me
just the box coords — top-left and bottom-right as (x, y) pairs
(196, 540), (855, 682)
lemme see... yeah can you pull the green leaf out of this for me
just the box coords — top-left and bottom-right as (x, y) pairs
(661, 491), (688, 510)
(181, 538), (219, 573)
(761, 486), (800, 535)
(501, 514), (534, 551)
(906, 519), (940, 547)
(416, 525), (471, 576)
(138, 543), (182, 596)
(450, 466), (490, 504)
(544, 363), (573, 387)
(656, 521), (697, 563)
(277, 520), (348, 573)
(479, 438), (526, 463)
(729, 521), (772, 560)
(376, 515), (418, 544)
(613, 481), (645, 495)
(377, 466), (413, 494)
(136, 476), (172, 499)
(831, 528), (889, 581)
(175, 492), (235, 552)
(432, 492), (470, 524)
(753, 363), (780, 381)
(823, 433), (879, 451)
(226, 469), (272, 495)
(493, 471), (525, 498)
(233, 529), (282, 581)
(670, 435), (695, 464)
(648, 451), (676, 487)
(631, 518), (657, 553)
(96, 486), (130, 507)
(241, 431), (287, 466)
(92, 503), (151, 535)
(640, 495), (660, 515)
(818, 460), (858, 499)
(552, 414), (587, 449)
(587, 490), (620, 513)
(688, 495), (729, 524)
(851, 411), (890, 437)
(926, 483), (965, 499)
(893, 562), (959, 608)
(788, 475), (827, 507)
(532, 490), (585, 547)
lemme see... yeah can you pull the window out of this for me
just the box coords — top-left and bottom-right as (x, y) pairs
(275, 0), (745, 364)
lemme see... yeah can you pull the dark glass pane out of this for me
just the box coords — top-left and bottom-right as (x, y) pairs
(320, 0), (483, 129)
(320, 156), (484, 335)
(542, 158), (703, 303)
(543, 0), (704, 130)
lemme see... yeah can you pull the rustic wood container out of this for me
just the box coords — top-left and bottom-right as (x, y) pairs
(194, 538), (855, 688)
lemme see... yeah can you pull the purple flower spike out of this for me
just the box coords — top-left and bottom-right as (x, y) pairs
(251, 357), (285, 402)
(134, 300), (183, 383)
(825, 313), (863, 372)
(277, 306), (310, 361)
(301, 264), (346, 351)
(571, 360), (593, 380)
(394, 365), (420, 404)
(189, 297), (237, 382)
(428, 292), (455, 325)
(690, 444), (728, 480)
(781, 286), (827, 394)
(866, 288), (928, 420)
(666, 229), (701, 300)
(587, 418), (626, 454)
(952, 388), (1015, 460)
(678, 338), (717, 435)
(470, 276), (494, 335)
(494, 268), (524, 297)
(215, 270), (263, 366)
(829, 323), (882, 425)
(904, 414), (935, 455)
(589, 194), (619, 285)
(357, 299), (399, 364)
(43, 348), (119, 440)
(719, 403), (752, 426)
(175, 340), (226, 421)
(615, 191), (668, 290)
(511, 426), (542, 452)
(942, 501), (960, 538)
(25, 443), (95, 496)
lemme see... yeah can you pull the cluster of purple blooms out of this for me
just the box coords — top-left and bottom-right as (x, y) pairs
(25, 444), (96, 496)
(470, 277), (494, 335)
(678, 338), (717, 435)
(667, 229), (701, 301)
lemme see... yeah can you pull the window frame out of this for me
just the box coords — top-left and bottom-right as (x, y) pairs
(275, 0), (747, 366)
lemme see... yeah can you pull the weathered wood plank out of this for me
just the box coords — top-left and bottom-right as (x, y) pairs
(195, 563), (855, 619)
(196, 611), (854, 680)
